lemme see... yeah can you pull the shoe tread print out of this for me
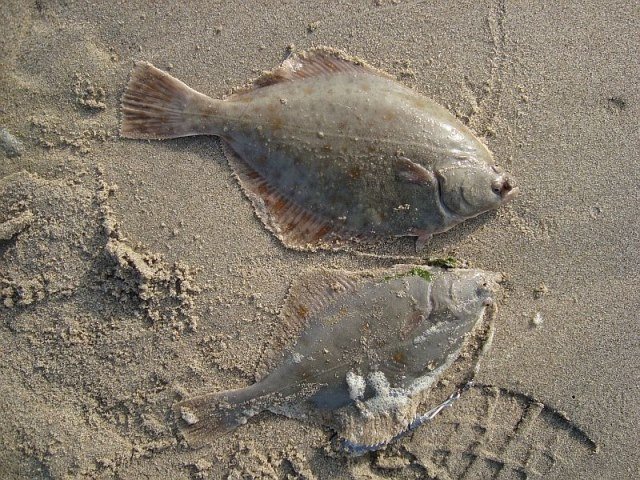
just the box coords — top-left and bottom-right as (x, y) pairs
(403, 383), (597, 479)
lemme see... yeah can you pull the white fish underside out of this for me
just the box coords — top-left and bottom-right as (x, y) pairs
(172, 265), (500, 453)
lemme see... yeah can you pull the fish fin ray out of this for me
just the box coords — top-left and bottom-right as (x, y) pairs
(230, 47), (392, 96)
(223, 144), (365, 251)
(258, 268), (364, 371)
(282, 268), (361, 328)
(415, 231), (433, 251)
(121, 62), (221, 139)
(173, 386), (263, 448)
(395, 156), (436, 186)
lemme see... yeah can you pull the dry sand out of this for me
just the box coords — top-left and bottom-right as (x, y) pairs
(0, 1), (638, 478)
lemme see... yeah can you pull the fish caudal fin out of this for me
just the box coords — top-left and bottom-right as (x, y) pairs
(121, 62), (222, 140)
(173, 385), (264, 448)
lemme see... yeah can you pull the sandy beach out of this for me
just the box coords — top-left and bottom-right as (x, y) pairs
(1, 1), (638, 478)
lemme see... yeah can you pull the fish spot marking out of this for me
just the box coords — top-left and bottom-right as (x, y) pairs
(270, 115), (284, 131)
(412, 97), (428, 109)
(392, 351), (407, 365)
(295, 304), (310, 319)
(348, 166), (363, 179)
(400, 310), (426, 339)
(382, 111), (396, 122)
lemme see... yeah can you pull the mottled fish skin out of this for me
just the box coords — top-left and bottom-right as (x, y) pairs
(173, 265), (501, 451)
(223, 74), (469, 238)
(121, 47), (519, 250)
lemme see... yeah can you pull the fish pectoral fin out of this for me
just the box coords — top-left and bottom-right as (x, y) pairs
(395, 157), (436, 186)
(242, 47), (393, 92)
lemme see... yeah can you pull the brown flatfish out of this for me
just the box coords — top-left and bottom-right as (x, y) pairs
(173, 265), (501, 454)
(121, 47), (518, 250)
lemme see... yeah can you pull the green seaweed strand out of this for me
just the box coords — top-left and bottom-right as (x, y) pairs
(406, 267), (433, 282)
(426, 257), (460, 269)
(384, 266), (433, 282)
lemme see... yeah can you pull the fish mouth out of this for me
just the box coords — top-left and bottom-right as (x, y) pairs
(489, 272), (504, 284)
(501, 186), (519, 203)
(493, 175), (519, 204)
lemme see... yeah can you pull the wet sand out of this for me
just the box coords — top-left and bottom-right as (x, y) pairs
(1, 1), (637, 478)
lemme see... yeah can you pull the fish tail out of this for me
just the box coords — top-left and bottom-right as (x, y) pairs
(173, 384), (266, 447)
(121, 62), (223, 139)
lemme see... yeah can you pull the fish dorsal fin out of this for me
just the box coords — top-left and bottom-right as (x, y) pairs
(282, 268), (361, 326)
(257, 269), (363, 374)
(253, 47), (393, 88)
(223, 143), (371, 251)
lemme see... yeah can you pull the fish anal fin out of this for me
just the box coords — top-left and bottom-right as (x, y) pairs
(415, 231), (433, 251)
(237, 47), (393, 93)
(223, 144), (357, 251)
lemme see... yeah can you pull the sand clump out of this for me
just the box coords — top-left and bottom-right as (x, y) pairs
(0, 170), (201, 331)
(0, 209), (33, 242)
(100, 238), (201, 335)
(73, 73), (107, 111)
(30, 116), (113, 155)
(0, 170), (201, 476)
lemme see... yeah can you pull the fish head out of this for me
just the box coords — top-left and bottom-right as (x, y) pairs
(431, 269), (502, 323)
(435, 160), (518, 218)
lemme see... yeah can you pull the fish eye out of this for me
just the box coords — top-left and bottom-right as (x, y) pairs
(491, 179), (504, 195)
